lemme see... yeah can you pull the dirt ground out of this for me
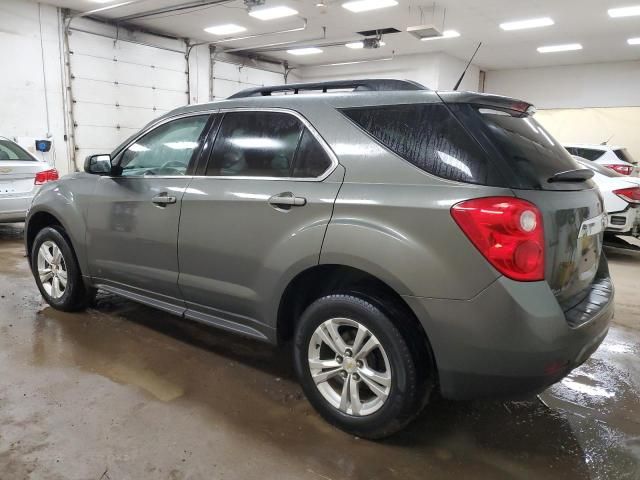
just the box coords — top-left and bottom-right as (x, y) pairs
(0, 223), (638, 479)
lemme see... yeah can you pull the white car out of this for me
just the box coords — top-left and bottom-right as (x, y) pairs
(0, 137), (59, 223)
(564, 144), (638, 176)
(575, 158), (640, 237)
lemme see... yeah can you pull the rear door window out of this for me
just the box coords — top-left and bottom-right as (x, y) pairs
(292, 129), (333, 178)
(341, 104), (503, 186)
(206, 111), (303, 177)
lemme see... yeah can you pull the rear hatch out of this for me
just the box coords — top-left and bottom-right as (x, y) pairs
(440, 92), (605, 309)
(0, 141), (40, 196)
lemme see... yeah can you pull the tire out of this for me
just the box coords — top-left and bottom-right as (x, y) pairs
(294, 294), (430, 439)
(31, 226), (93, 312)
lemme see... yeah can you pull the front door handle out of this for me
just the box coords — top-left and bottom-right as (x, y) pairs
(152, 194), (177, 206)
(268, 192), (307, 208)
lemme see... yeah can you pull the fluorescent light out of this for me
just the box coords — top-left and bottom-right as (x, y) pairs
(345, 41), (386, 48)
(287, 47), (323, 55)
(204, 24), (246, 36)
(500, 17), (554, 31)
(628, 37), (640, 45)
(249, 6), (298, 20)
(537, 43), (582, 53)
(421, 30), (460, 41)
(608, 5), (640, 17)
(342, 0), (398, 13)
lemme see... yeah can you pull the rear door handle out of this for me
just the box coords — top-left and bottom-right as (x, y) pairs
(152, 194), (177, 206)
(268, 192), (307, 208)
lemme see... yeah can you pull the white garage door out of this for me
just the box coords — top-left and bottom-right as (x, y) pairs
(68, 30), (188, 164)
(211, 60), (284, 100)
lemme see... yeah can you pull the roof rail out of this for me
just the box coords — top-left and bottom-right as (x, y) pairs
(227, 79), (428, 99)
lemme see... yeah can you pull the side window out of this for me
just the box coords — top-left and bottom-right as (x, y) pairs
(206, 111), (303, 177)
(564, 147), (577, 156)
(341, 104), (493, 185)
(578, 148), (604, 161)
(118, 115), (209, 176)
(293, 129), (333, 178)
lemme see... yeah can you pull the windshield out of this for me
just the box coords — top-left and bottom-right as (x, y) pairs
(0, 140), (35, 161)
(614, 148), (636, 165)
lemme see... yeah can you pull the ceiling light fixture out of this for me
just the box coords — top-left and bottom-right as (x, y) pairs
(204, 24), (247, 35)
(628, 37), (640, 45)
(345, 40), (386, 48)
(249, 6), (298, 20)
(319, 57), (393, 67)
(342, 0), (398, 13)
(287, 47), (323, 55)
(537, 43), (582, 53)
(500, 17), (554, 31)
(420, 30), (460, 41)
(608, 5), (640, 17)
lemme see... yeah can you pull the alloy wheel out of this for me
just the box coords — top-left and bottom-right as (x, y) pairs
(37, 240), (67, 299)
(308, 318), (392, 416)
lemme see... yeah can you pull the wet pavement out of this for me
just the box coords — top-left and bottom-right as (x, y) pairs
(0, 223), (638, 480)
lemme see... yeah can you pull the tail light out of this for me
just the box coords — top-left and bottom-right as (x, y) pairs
(604, 164), (633, 175)
(34, 169), (59, 185)
(451, 197), (545, 281)
(613, 187), (640, 204)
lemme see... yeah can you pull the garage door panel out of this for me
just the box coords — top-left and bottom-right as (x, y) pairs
(74, 103), (165, 130)
(70, 31), (186, 72)
(212, 61), (284, 99)
(69, 29), (188, 164)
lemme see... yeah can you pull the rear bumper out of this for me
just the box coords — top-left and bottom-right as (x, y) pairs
(0, 195), (33, 223)
(404, 271), (614, 400)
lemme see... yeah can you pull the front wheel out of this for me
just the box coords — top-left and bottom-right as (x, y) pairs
(294, 294), (430, 439)
(31, 226), (93, 312)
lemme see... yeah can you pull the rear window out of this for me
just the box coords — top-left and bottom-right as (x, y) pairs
(455, 106), (591, 190)
(572, 148), (604, 161)
(614, 148), (636, 165)
(0, 140), (34, 161)
(341, 104), (503, 186)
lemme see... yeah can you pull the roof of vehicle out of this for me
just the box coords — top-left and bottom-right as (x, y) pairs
(163, 79), (533, 121)
(564, 143), (626, 151)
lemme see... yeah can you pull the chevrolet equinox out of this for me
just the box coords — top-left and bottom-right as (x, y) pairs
(26, 79), (614, 439)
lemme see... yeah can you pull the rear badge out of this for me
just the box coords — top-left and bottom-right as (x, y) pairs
(0, 167), (12, 174)
(578, 214), (607, 238)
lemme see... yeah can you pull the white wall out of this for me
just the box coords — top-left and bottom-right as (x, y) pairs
(484, 61), (640, 159)
(298, 52), (480, 91)
(484, 61), (640, 109)
(0, 1), (69, 172)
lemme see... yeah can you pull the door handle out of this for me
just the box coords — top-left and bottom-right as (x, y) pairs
(152, 194), (177, 206)
(268, 192), (307, 208)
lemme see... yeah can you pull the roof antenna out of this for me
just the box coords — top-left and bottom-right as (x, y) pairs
(601, 134), (614, 145)
(453, 41), (482, 91)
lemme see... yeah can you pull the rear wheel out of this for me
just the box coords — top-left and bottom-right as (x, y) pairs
(294, 294), (430, 439)
(31, 226), (94, 312)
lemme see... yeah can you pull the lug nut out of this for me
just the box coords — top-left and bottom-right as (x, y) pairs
(341, 371), (348, 379)
(356, 360), (363, 368)
(336, 356), (343, 364)
(345, 348), (353, 357)
(353, 373), (360, 381)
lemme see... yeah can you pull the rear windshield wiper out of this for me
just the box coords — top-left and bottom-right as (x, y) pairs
(548, 169), (595, 183)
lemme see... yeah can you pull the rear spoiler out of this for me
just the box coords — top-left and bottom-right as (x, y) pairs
(437, 91), (536, 116)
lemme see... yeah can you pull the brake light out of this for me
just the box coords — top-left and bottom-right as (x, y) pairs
(613, 187), (640, 204)
(451, 197), (545, 281)
(34, 169), (59, 185)
(605, 164), (633, 175)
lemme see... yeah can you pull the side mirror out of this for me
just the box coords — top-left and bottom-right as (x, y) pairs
(84, 154), (112, 175)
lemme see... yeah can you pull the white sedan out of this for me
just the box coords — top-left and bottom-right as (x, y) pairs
(0, 137), (59, 223)
(575, 157), (640, 238)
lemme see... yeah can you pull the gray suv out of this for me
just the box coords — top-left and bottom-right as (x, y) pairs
(26, 80), (614, 438)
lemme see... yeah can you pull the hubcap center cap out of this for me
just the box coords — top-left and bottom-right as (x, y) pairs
(343, 358), (358, 374)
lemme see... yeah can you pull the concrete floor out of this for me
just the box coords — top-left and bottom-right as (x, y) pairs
(0, 224), (638, 480)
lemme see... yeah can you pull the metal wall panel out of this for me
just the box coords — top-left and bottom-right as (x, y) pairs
(68, 30), (188, 161)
